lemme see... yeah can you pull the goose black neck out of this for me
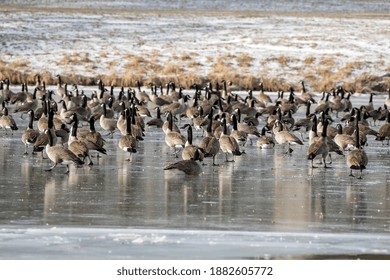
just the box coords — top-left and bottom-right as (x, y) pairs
(89, 117), (96, 131)
(187, 126), (193, 145)
(28, 111), (34, 129)
(126, 114), (132, 135)
(321, 120), (328, 138)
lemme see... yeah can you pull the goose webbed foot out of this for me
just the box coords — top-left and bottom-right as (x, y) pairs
(45, 164), (56, 172)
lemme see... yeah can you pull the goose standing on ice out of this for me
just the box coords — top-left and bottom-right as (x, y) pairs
(219, 117), (242, 162)
(45, 129), (84, 174)
(198, 109), (220, 166)
(21, 109), (40, 154)
(118, 112), (138, 162)
(347, 118), (368, 179)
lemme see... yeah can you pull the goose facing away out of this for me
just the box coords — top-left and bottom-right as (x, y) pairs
(118, 113), (137, 161)
(45, 129), (84, 174)
(164, 159), (202, 176)
(347, 120), (368, 179)
(307, 119), (329, 168)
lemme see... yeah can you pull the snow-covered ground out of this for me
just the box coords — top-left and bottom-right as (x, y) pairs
(0, 1), (389, 92)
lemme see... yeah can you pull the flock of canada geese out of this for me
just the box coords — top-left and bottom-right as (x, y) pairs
(0, 75), (389, 179)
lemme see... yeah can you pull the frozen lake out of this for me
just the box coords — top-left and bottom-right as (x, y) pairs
(1, 0), (390, 260)
(0, 86), (389, 259)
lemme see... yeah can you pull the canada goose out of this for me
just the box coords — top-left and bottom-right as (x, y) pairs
(35, 79), (47, 99)
(21, 109), (40, 154)
(58, 100), (75, 124)
(219, 117), (242, 162)
(149, 84), (171, 106)
(317, 110), (338, 138)
(0, 107), (18, 132)
(385, 89), (390, 108)
(135, 80), (150, 103)
(279, 87), (298, 114)
(33, 109), (57, 156)
(37, 100), (50, 132)
(292, 101), (313, 141)
(367, 106), (382, 126)
(192, 106), (209, 136)
(146, 107), (164, 128)
(182, 125), (204, 162)
(375, 110), (390, 145)
(161, 92), (189, 121)
(256, 126), (275, 149)
(307, 119), (330, 168)
(164, 159), (202, 176)
(64, 94), (90, 122)
(243, 112), (262, 127)
(349, 107), (378, 139)
(162, 111), (181, 135)
(378, 105), (388, 121)
(342, 91), (353, 112)
(81, 116), (106, 158)
(14, 87), (38, 116)
(99, 103), (117, 138)
(334, 124), (355, 151)
(273, 120), (303, 154)
(117, 107), (128, 136)
(92, 96), (115, 120)
(297, 80), (316, 104)
(45, 129), (84, 174)
(164, 112), (186, 157)
(1, 78), (14, 101)
(347, 119), (368, 179)
(9, 83), (28, 104)
(68, 114), (93, 165)
(56, 74), (66, 98)
(128, 105), (145, 140)
(230, 114), (248, 148)
(366, 92), (374, 112)
(118, 112), (137, 161)
(314, 92), (330, 114)
(198, 110), (220, 166)
(234, 108), (261, 144)
(329, 88), (345, 118)
(265, 107), (283, 130)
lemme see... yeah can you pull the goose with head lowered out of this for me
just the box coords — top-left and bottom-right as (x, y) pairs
(164, 159), (202, 176)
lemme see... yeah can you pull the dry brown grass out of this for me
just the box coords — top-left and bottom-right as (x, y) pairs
(58, 52), (91, 66)
(236, 52), (253, 68)
(0, 50), (388, 92)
